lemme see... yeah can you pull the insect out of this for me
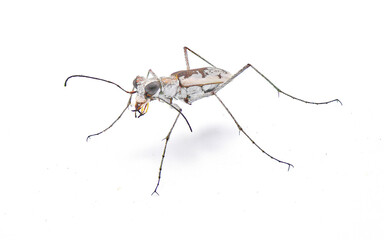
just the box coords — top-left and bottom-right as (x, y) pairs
(65, 47), (341, 195)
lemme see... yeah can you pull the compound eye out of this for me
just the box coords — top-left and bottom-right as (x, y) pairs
(133, 76), (144, 89)
(145, 81), (161, 96)
(132, 79), (138, 89)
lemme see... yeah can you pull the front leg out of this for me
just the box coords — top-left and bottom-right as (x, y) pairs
(152, 112), (181, 195)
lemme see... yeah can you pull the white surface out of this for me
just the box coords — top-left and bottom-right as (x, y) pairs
(1, 0), (383, 239)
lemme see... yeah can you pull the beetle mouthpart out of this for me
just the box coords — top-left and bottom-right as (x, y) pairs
(140, 103), (149, 115)
(134, 102), (149, 118)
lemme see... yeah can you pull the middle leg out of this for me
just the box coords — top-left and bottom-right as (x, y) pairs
(146, 69), (159, 79)
(183, 46), (216, 70)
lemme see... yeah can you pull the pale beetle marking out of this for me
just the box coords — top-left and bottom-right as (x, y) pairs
(65, 47), (342, 195)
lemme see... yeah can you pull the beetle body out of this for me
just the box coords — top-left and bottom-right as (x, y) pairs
(65, 46), (341, 195)
(133, 67), (232, 114)
(170, 67), (232, 104)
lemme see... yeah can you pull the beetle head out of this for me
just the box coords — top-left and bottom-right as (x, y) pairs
(132, 76), (161, 117)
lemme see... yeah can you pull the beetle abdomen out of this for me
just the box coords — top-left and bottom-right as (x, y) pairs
(171, 67), (231, 87)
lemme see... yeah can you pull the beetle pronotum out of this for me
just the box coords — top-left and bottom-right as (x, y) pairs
(65, 47), (341, 195)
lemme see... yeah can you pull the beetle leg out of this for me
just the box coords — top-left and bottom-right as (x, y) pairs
(214, 63), (341, 105)
(213, 92), (294, 170)
(152, 112), (181, 195)
(183, 46), (216, 70)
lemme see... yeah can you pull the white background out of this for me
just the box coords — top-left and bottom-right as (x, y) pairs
(1, 0), (383, 239)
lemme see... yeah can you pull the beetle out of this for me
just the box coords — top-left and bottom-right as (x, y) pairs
(65, 46), (341, 195)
